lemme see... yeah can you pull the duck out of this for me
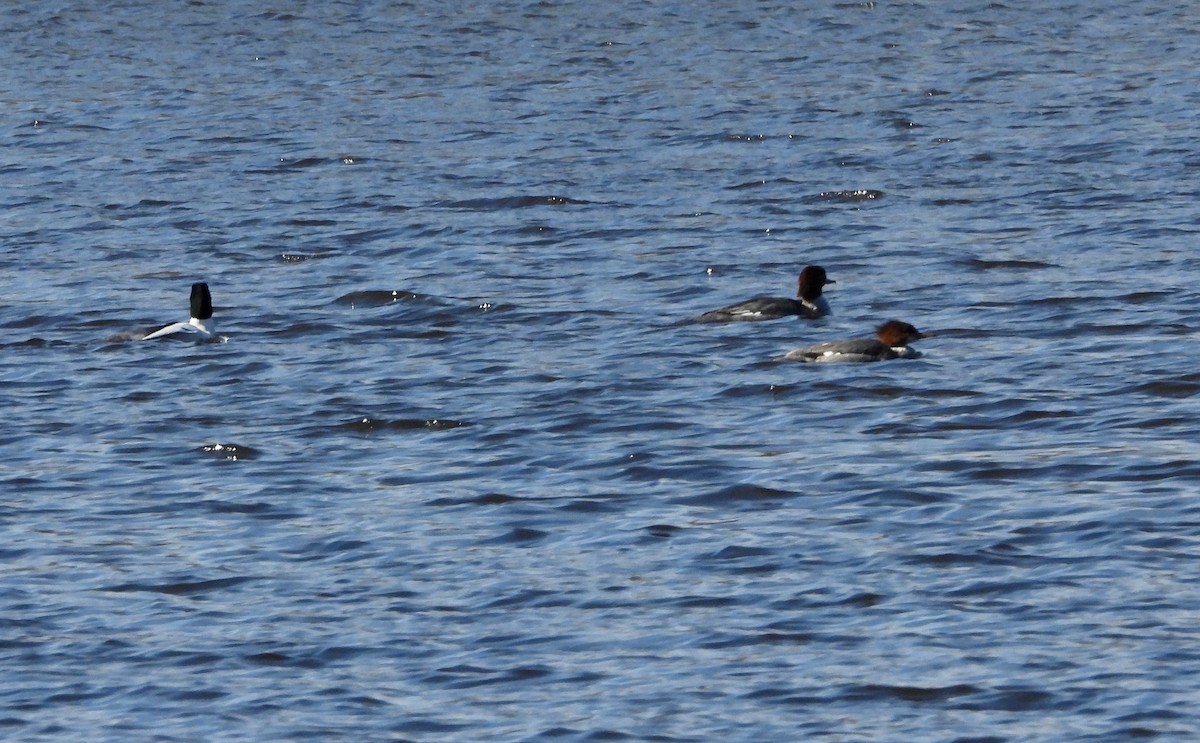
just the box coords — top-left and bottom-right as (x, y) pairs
(780, 320), (928, 362)
(142, 282), (215, 340)
(693, 265), (833, 323)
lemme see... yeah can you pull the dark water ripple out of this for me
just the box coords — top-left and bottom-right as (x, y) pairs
(3, 0), (1200, 740)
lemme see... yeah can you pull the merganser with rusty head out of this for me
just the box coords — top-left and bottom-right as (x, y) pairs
(143, 282), (215, 340)
(780, 320), (928, 363)
(693, 265), (833, 323)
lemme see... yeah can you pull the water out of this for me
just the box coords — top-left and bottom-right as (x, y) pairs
(3, 1), (1200, 740)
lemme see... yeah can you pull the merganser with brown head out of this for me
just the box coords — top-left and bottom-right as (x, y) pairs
(780, 320), (929, 363)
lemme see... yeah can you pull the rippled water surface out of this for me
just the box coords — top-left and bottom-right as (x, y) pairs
(4, 1), (1200, 740)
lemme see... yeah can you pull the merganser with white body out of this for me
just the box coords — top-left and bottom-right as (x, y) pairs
(143, 282), (215, 340)
(781, 320), (928, 363)
(693, 265), (834, 323)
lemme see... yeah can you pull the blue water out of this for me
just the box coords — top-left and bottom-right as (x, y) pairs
(4, 1), (1200, 740)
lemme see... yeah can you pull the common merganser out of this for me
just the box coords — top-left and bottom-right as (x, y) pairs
(780, 320), (928, 363)
(693, 265), (834, 323)
(142, 282), (215, 340)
